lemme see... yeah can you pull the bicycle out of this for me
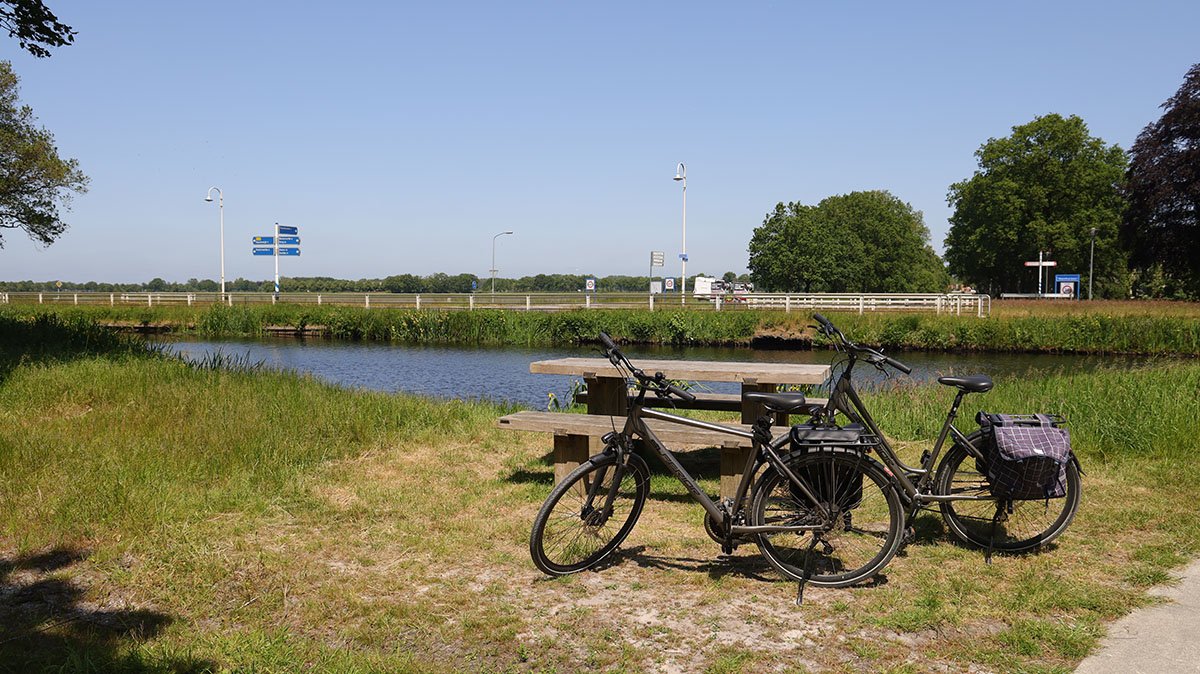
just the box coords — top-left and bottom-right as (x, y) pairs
(529, 318), (1081, 587)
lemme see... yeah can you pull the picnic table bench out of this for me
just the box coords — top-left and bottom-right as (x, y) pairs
(497, 357), (829, 499)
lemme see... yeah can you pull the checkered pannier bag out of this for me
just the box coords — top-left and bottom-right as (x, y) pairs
(976, 413), (1070, 500)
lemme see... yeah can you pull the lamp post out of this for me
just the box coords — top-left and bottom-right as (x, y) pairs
(1088, 227), (1097, 300)
(491, 230), (513, 301)
(673, 163), (686, 304)
(203, 186), (225, 297)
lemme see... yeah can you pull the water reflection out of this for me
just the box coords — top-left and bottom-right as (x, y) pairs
(158, 337), (1156, 409)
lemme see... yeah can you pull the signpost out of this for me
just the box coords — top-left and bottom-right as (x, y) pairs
(251, 223), (300, 294)
(650, 250), (664, 296)
(1055, 273), (1080, 299)
(664, 277), (675, 292)
(585, 278), (596, 293)
(1024, 251), (1057, 296)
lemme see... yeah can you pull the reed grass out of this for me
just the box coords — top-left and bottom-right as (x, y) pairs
(1, 311), (1199, 672)
(7, 302), (1200, 355)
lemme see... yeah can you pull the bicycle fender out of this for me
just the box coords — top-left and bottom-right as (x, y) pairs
(1069, 451), (1085, 476)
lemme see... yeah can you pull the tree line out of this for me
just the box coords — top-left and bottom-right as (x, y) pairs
(0, 272), (752, 294)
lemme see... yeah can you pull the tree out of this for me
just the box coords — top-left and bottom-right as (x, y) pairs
(748, 191), (946, 293)
(0, 61), (87, 248)
(1122, 63), (1200, 298)
(945, 114), (1128, 297)
(1, 1), (73, 58)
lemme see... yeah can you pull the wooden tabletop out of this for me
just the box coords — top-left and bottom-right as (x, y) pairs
(529, 357), (829, 385)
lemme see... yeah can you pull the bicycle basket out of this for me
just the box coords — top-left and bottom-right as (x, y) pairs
(976, 413), (1070, 500)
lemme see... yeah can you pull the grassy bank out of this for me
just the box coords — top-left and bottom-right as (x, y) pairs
(5, 301), (1200, 355)
(2, 312), (1200, 672)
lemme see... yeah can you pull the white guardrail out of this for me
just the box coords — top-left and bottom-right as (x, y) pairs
(0, 291), (991, 316)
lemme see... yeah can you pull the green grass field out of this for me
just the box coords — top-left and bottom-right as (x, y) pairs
(2, 312), (1199, 672)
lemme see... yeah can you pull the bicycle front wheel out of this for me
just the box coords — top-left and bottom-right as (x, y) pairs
(751, 449), (904, 587)
(935, 439), (1081, 552)
(530, 453), (650, 576)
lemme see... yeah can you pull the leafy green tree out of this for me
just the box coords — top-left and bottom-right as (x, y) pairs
(0, 61), (88, 248)
(1, 1), (73, 58)
(1122, 63), (1200, 298)
(748, 191), (945, 292)
(945, 114), (1128, 297)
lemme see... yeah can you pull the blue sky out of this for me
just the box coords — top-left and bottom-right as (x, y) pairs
(1, 1), (1197, 283)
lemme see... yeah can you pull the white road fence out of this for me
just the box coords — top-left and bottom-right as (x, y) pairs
(0, 291), (990, 316)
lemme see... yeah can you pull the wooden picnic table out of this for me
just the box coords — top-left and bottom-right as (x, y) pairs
(523, 357), (831, 497)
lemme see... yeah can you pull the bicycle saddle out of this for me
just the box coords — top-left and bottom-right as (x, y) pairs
(742, 391), (808, 413)
(936, 374), (994, 393)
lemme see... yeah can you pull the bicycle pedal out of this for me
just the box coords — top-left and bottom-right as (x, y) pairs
(900, 525), (917, 546)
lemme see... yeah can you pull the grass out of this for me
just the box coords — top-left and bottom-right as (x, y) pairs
(1, 312), (1199, 672)
(5, 300), (1200, 354)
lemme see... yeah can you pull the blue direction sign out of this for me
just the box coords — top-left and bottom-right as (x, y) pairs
(252, 247), (275, 256)
(278, 236), (300, 245)
(277, 247), (300, 256)
(253, 236), (274, 245)
(277, 225), (298, 235)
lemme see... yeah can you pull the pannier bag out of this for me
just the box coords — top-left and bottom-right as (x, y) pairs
(788, 423), (877, 509)
(976, 413), (1070, 500)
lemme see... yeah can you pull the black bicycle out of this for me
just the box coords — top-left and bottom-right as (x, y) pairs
(529, 318), (1081, 587)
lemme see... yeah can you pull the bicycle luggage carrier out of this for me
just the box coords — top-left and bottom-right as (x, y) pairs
(789, 422), (881, 449)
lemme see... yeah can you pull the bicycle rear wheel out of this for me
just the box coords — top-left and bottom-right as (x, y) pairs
(751, 449), (904, 587)
(935, 438), (1081, 552)
(530, 453), (649, 576)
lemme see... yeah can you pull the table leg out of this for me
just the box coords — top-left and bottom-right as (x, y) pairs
(585, 375), (628, 454)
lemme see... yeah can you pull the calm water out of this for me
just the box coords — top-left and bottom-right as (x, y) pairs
(157, 337), (1158, 409)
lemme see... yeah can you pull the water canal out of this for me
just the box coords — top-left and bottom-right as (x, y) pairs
(158, 337), (1159, 409)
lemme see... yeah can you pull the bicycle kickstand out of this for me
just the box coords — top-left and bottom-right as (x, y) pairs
(795, 535), (821, 606)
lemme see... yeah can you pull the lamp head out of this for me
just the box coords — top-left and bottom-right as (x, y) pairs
(673, 174), (683, 181)
(204, 196), (214, 202)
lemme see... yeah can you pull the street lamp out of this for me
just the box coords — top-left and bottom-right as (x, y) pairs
(673, 162), (686, 304)
(204, 186), (225, 297)
(1088, 227), (1097, 300)
(491, 230), (513, 301)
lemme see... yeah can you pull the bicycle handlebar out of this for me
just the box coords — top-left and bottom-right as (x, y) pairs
(812, 315), (912, 375)
(595, 332), (695, 402)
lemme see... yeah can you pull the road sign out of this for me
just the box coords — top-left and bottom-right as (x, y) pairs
(651, 251), (664, 267)
(1055, 274), (1081, 299)
(254, 236), (274, 245)
(277, 247), (300, 256)
(585, 278), (596, 291)
(278, 236), (300, 245)
(679, 254), (688, 262)
(1024, 260), (1057, 267)
(664, 278), (675, 291)
(277, 225), (298, 235)
(252, 247), (275, 256)
(650, 281), (662, 294)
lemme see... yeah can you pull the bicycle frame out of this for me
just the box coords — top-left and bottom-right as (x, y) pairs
(819, 352), (994, 506)
(616, 385), (833, 537)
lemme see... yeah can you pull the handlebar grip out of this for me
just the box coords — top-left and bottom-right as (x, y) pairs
(666, 383), (696, 403)
(883, 355), (912, 375)
(598, 332), (617, 352)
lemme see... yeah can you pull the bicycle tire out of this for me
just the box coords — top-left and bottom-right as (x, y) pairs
(935, 434), (1081, 552)
(751, 449), (904, 587)
(530, 452), (649, 576)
